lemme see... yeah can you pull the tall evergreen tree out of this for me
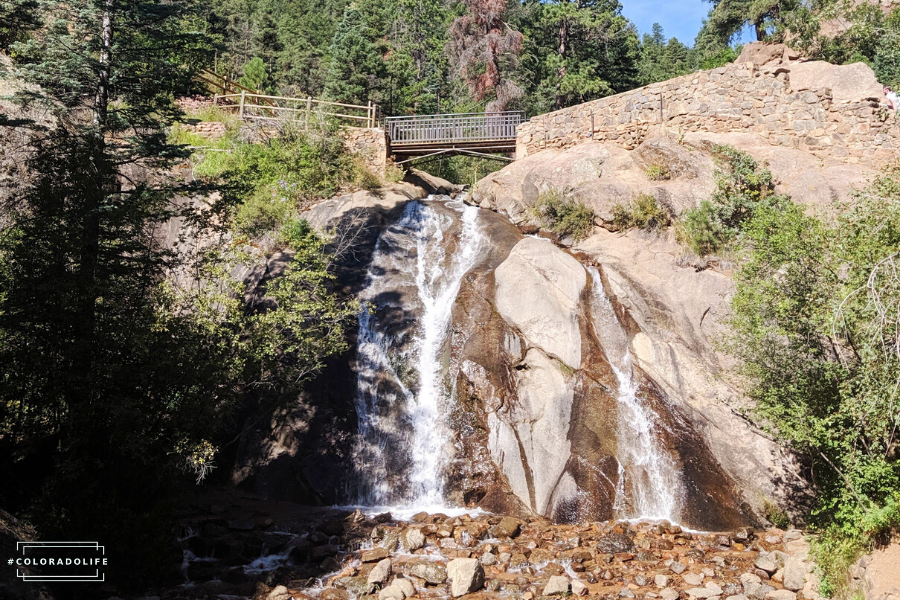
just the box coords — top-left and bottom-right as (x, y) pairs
(520, 0), (639, 112)
(324, 4), (386, 106)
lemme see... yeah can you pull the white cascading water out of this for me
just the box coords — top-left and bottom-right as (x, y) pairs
(588, 267), (684, 522)
(353, 197), (484, 510)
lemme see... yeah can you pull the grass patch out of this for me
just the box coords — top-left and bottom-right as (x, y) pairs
(612, 193), (672, 232)
(529, 188), (595, 241)
(645, 164), (672, 181)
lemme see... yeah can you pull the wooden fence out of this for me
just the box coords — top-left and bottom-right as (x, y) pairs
(212, 91), (377, 128)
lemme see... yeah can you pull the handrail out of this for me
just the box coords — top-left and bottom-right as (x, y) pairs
(385, 111), (524, 145)
(213, 90), (377, 128)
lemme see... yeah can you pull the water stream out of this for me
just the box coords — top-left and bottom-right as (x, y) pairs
(352, 197), (485, 510)
(588, 267), (684, 523)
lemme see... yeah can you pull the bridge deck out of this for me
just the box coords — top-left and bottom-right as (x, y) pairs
(386, 112), (523, 157)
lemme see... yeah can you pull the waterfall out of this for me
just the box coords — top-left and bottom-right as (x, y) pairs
(588, 267), (684, 523)
(352, 197), (484, 509)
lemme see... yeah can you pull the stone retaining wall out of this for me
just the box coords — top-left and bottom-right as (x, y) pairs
(343, 127), (389, 175)
(517, 62), (900, 165)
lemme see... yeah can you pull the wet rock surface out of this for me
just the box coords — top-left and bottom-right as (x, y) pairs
(158, 497), (822, 600)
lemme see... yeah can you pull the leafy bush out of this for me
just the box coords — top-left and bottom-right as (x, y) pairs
(676, 145), (788, 256)
(725, 163), (900, 594)
(529, 188), (595, 241)
(645, 164), (672, 181)
(191, 124), (354, 238)
(613, 193), (672, 232)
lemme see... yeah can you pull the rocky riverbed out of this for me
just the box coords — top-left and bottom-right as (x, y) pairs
(165, 494), (819, 600)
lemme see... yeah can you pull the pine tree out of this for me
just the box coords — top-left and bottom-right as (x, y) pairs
(521, 0), (639, 112)
(323, 4), (386, 106)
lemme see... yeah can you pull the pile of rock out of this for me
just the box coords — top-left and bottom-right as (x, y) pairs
(182, 121), (227, 140)
(234, 512), (821, 600)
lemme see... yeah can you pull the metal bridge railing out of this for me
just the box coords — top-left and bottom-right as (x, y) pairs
(385, 111), (524, 145)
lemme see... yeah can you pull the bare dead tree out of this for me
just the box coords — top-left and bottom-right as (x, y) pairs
(448, 0), (524, 112)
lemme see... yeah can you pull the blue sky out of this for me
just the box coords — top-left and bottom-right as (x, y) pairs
(620, 0), (756, 46)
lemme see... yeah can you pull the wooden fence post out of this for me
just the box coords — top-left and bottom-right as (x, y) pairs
(239, 90), (246, 119)
(306, 97), (312, 130)
(368, 101), (374, 128)
(213, 94), (218, 107)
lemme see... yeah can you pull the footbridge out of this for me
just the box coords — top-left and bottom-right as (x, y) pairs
(385, 112), (524, 164)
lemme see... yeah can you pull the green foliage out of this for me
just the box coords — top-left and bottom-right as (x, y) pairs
(324, 5), (386, 106)
(764, 501), (792, 529)
(676, 145), (787, 256)
(0, 0), (39, 51)
(638, 23), (691, 86)
(529, 188), (595, 241)
(238, 57), (268, 91)
(724, 163), (900, 593)
(518, 0), (640, 112)
(645, 163), (672, 181)
(612, 193), (672, 232)
(423, 155), (505, 186)
(192, 124), (353, 237)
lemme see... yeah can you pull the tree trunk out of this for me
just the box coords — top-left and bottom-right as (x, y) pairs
(555, 18), (568, 110)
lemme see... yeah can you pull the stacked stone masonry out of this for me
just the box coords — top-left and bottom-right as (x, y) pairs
(344, 127), (390, 175)
(517, 62), (900, 165)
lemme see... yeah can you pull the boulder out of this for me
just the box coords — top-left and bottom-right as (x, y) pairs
(367, 558), (392, 592)
(401, 528), (425, 552)
(362, 548), (391, 563)
(783, 557), (807, 591)
(735, 42), (800, 67)
(786, 61), (884, 103)
(755, 556), (778, 574)
(394, 578), (415, 598)
(447, 558), (485, 597)
(543, 576), (572, 596)
(597, 533), (635, 554)
(377, 586), (405, 600)
(490, 516), (521, 539)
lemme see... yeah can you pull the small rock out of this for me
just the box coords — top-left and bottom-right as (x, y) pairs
(486, 579), (502, 592)
(480, 551), (498, 566)
(635, 574), (651, 587)
(783, 557), (807, 591)
(656, 575), (671, 588)
(661, 589), (680, 600)
(755, 556), (777, 574)
(686, 585), (723, 598)
(671, 561), (687, 574)
(394, 578), (415, 598)
(783, 530), (802, 542)
(362, 548), (391, 563)
(597, 532), (635, 554)
(773, 569), (784, 583)
(490, 516), (521, 538)
(572, 580), (589, 596)
(544, 576), (571, 596)
(499, 552), (511, 563)
(320, 589), (350, 600)
(620, 589), (636, 598)
(684, 573), (705, 586)
(378, 586), (405, 600)
(367, 558), (392, 592)
(726, 596), (750, 600)
(765, 591), (797, 600)
(267, 587), (291, 600)
(741, 574), (762, 586)
(409, 561), (447, 584)
(402, 528), (426, 552)
(312, 544), (340, 560)
(447, 558), (485, 597)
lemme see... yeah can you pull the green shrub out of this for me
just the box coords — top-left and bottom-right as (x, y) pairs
(189, 124), (354, 238)
(674, 144), (789, 256)
(529, 188), (595, 241)
(675, 200), (728, 256)
(645, 164), (672, 181)
(612, 193), (672, 232)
